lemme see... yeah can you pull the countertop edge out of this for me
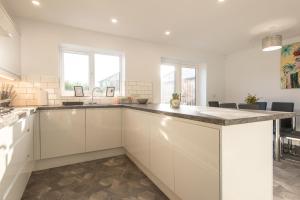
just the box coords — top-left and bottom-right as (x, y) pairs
(36, 104), (296, 126)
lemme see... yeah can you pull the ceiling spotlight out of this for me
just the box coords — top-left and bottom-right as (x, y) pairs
(218, 0), (225, 2)
(32, 0), (41, 7)
(262, 35), (282, 52)
(165, 31), (171, 36)
(111, 18), (118, 24)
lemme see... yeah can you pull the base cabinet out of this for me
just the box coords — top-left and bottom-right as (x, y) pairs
(150, 115), (174, 191)
(86, 108), (122, 152)
(40, 109), (85, 159)
(123, 109), (220, 200)
(173, 120), (220, 200)
(0, 114), (34, 200)
(123, 109), (150, 169)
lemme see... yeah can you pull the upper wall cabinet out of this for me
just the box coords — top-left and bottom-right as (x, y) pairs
(0, 3), (20, 79)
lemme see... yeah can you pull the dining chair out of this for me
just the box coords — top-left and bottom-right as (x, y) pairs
(271, 102), (295, 159)
(280, 130), (300, 156)
(271, 102), (294, 131)
(238, 103), (260, 110)
(208, 101), (219, 107)
(255, 102), (267, 110)
(219, 103), (237, 109)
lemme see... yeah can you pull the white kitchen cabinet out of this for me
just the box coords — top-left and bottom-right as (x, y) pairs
(40, 109), (85, 159)
(123, 109), (150, 169)
(86, 108), (122, 152)
(0, 3), (20, 78)
(0, 114), (34, 200)
(172, 121), (220, 200)
(150, 115), (174, 191)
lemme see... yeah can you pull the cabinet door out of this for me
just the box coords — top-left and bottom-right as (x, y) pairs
(86, 108), (122, 152)
(150, 115), (174, 190)
(0, 115), (34, 200)
(40, 109), (85, 159)
(123, 109), (150, 168)
(172, 121), (220, 200)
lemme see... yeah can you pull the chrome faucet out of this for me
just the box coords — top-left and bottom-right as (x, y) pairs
(90, 87), (100, 104)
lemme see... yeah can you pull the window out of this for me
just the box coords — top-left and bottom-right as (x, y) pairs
(160, 63), (200, 105)
(62, 52), (90, 91)
(60, 46), (123, 96)
(160, 65), (176, 103)
(181, 67), (196, 105)
(94, 54), (121, 96)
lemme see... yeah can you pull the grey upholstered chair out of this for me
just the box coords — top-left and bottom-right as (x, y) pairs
(238, 103), (260, 110)
(255, 102), (267, 110)
(208, 101), (219, 107)
(219, 103), (237, 109)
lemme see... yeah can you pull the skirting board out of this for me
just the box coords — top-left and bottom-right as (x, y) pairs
(126, 151), (181, 200)
(34, 147), (125, 171)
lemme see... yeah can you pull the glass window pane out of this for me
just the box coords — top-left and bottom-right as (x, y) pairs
(161, 65), (175, 103)
(94, 54), (121, 96)
(181, 67), (196, 105)
(63, 52), (89, 91)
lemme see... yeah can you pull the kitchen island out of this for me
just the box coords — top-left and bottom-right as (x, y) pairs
(36, 103), (295, 200)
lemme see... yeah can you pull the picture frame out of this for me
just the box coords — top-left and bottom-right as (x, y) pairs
(74, 86), (84, 97)
(106, 87), (115, 97)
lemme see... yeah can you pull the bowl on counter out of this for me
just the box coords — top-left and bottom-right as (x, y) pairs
(136, 98), (148, 104)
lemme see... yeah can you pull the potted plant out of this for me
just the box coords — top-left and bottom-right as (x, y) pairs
(170, 93), (181, 108)
(244, 93), (260, 104)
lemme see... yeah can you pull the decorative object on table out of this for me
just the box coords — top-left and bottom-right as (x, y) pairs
(244, 93), (260, 104)
(136, 98), (148, 104)
(74, 86), (84, 97)
(280, 42), (300, 88)
(0, 83), (16, 107)
(106, 87), (115, 97)
(170, 93), (181, 108)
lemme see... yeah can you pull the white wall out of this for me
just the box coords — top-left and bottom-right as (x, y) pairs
(225, 36), (300, 128)
(18, 18), (225, 103)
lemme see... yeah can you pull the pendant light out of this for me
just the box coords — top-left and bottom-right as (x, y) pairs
(262, 35), (282, 52)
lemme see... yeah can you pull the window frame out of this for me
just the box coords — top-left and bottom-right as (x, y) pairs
(160, 62), (200, 105)
(59, 45), (124, 97)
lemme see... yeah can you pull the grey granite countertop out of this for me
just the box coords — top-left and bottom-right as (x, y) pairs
(37, 104), (296, 126)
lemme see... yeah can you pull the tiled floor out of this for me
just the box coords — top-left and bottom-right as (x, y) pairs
(22, 155), (300, 200)
(22, 156), (168, 200)
(274, 159), (300, 200)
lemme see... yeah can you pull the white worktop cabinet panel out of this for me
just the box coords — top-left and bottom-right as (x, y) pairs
(0, 115), (34, 199)
(173, 121), (220, 200)
(150, 115), (174, 191)
(123, 109), (150, 169)
(40, 109), (86, 159)
(86, 108), (122, 152)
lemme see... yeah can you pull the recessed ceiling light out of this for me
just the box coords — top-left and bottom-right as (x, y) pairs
(32, 0), (41, 7)
(111, 18), (118, 24)
(218, 0), (225, 2)
(165, 31), (171, 36)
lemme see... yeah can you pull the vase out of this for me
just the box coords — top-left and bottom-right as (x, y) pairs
(170, 99), (180, 108)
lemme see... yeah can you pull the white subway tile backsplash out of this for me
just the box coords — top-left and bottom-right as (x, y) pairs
(1, 76), (153, 106)
(41, 76), (59, 83)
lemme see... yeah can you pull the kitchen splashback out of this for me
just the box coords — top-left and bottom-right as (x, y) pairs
(0, 75), (153, 106)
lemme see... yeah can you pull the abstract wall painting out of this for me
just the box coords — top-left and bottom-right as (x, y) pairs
(280, 42), (300, 89)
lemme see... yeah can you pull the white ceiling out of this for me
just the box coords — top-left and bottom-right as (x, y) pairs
(3, 0), (300, 55)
